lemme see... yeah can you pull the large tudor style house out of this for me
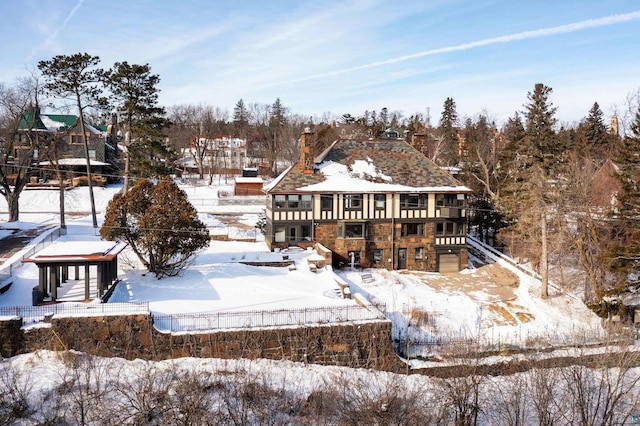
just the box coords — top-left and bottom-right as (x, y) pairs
(264, 129), (471, 273)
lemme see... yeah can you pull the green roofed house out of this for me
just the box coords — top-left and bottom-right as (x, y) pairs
(264, 129), (472, 273)
(15, 108), (120, 183)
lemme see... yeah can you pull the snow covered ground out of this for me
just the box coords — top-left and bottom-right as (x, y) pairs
(0, 179), (606, 357)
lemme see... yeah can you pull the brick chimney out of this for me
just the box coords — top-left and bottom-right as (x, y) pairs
(300, 127), (315, 174)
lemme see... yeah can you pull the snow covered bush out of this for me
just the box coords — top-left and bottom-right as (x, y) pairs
(100, 178), (209, 278)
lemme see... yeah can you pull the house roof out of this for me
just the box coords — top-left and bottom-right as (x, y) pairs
(265, 138), (471, 194)
(41, 114), (78, 130)
(18, 110), (49, 132)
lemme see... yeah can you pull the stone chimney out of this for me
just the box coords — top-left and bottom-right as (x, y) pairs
(300, 127), (315, 174)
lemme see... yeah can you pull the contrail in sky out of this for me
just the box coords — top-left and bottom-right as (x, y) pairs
(44, 0), (86, 48)
(267, 10), (640, 87)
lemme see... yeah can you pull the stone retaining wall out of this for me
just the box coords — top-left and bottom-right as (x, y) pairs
(1, 315), (405, 372)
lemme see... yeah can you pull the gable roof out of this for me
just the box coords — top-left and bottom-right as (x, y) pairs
(18, 110), (49, 132)
(265, 138), (471, 194)
(41, 114), (78, 131)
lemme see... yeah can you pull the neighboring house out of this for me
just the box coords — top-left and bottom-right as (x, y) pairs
(40, 114), (108, 162)
(16, 109), (117, 181)
(188, 135), (249, 174)
(264, 129), (472, 273)
(592, 159), (622, 213)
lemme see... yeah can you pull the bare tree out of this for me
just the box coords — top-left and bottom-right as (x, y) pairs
(0, 76), (43, 222)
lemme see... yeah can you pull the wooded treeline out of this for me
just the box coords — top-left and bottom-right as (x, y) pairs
(2, 52), (640, 310)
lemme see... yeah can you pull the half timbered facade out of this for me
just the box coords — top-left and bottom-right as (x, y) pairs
(264, 130), (471, 273)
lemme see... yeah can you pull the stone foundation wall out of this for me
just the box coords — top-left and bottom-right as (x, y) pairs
(2, 315), (405, 372)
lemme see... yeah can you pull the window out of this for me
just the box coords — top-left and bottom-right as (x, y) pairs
(321, 194), (333, 211)
(274, 226), (286, 242)
(70, 133), (89, 145)
(301, 194), (312, 210)
(401, 223), (424, 236)
(274, 195), (286, 209)
(374, 249), (382, 262)
(301, 225), (312, 241)
(400, 193), (427, 209)
(338, 222), (366, 239)
(288, 194), (299, 209)
(415, 247), (424, 260)
(435, 221), (466, 236)
(88, 150), (96, 160)
(436, 193), (465, 207)
(344, 194), (363, 210)
(446, 222), (454, 234)
(374, 194), (386, 210)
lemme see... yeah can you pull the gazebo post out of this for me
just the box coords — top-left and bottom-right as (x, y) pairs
(62, 265), (68, 283)
(97, 263), (103, 296)
(75, 265), (80, 280)
(50, 266), (57, 301)
(85, 263), (91, 299)
(38, 265), (46, 296)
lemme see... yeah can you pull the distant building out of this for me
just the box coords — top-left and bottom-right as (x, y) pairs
(264, 129), (471, 273)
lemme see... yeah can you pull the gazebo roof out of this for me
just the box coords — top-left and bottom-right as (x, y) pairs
(23, 240), (128, 264)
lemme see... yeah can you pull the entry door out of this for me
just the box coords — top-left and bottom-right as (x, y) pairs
(288, 226), (297, 245)
(398, 248), (407, 269)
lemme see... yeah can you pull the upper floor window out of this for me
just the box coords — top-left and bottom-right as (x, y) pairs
(436, 193), (465, 207)
(374, 194), (386, 210)
(400, 193), (427, 209)
(70, 133), (90, 145)
(273, 194), (312, 210)
(344, 194), (363, 210)
(301, 194), (312, 210)
(274, 195), (286, 209)
(321, 194), (333, 211)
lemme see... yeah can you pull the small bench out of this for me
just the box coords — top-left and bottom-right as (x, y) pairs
(361, 273), (374, 283)
(308, 263), (317, 273)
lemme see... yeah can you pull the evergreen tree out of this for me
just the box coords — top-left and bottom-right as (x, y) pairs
(266, 98), (287, 174)
(100, 178), (209, 278)
(38, 53), (103, 228)
(439, 97), (459, 165)
(498, 84), (559, 298)
(584, 102), (608, 146)
(523, 83), (559, 171)
(232, 98), (249, 139)
(104, 61), (172, 191)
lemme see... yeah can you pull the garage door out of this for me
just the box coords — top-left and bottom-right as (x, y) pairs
(438, 253), (459, 273)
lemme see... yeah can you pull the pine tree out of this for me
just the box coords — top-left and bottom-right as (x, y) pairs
(498, 84), (559, 298)
(38, 53), (103, 228)
(104, 61), (172, 191)
(584, 102), (608, 146)
(232, 98), (249, 139)
(439, 97), (459, 165)
(100, 178), (209, 278)
(523, 83), (559, 171)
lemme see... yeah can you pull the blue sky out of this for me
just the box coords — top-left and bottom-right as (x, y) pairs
(2, 0), (639, 124)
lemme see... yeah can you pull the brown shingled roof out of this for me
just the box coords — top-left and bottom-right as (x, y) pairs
(266, 138), (465, 193)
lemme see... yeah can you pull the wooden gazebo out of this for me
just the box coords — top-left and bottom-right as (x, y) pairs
(23, 240), (128, 302)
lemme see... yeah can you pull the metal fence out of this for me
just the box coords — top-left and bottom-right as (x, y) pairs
(152, 304), (388, 333)
(0, 301), (150, 326)
(0, 227), (63, 285)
